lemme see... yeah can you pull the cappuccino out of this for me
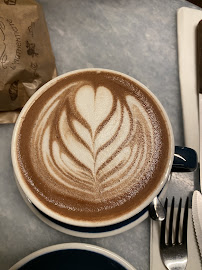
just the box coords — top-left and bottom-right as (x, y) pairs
(13, 69), (173, 226)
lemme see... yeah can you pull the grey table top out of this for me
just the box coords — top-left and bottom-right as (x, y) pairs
(0, 0), (201, 269)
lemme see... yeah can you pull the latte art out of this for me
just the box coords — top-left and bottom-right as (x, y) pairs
(15, 70), (171, 224)
(31, 83), (158, 204)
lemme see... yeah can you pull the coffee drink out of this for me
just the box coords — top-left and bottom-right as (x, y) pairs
(13, 69), (173, 226)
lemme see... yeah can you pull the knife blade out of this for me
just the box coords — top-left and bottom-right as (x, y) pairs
(192, 191), (202, 261)
(192, 20), (202, 263)
(197, 20), (202, 192)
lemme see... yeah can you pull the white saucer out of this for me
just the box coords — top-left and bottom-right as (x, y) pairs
(15, 174), (171, 238)
(9, 243), (136, 270)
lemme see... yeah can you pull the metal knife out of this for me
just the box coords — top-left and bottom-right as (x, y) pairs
(192, 20), (202, 263)
(197, 19), (202, 192)
(192, 191), (202, 261)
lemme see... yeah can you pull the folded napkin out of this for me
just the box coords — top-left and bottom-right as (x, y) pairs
(150, 208), (201, 269)
(177, 7), (202, 157)
(150, 7), (202, 269)
(192, 190), (202, 260)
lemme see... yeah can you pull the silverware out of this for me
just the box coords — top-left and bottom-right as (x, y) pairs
(160, 197), (189, 270)
(197, 19), (202, 192)
(192, 191), (202, 261)
(149, 197), (165, 221)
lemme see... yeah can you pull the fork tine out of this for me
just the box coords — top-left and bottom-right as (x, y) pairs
(175, 198), (182, 244)
(168, 197), (175, 245)
(182, 197), (189, 245)
(159, 197), (188, 270)
(160, 198), (168, 247)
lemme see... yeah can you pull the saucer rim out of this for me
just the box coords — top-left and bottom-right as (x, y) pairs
(15, 174), (170, 238)
(9, 243), (136, 270)
(17, 179), (148, 238)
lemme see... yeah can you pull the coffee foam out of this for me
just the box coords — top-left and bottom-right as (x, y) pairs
(15, 70), (171, 224)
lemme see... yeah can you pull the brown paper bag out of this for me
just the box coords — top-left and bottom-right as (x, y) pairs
(0, 0), (57, 123)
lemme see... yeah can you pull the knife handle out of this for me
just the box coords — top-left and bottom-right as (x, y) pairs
(171, 146), (198, 172)
(197, 20), (202, 94)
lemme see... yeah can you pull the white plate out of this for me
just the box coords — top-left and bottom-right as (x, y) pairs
(9, 243), (136, 270)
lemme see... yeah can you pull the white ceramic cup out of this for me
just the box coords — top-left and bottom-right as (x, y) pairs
(11, 68), (175, 228)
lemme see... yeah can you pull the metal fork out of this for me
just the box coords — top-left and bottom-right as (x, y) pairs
(160, 197), (189, 270)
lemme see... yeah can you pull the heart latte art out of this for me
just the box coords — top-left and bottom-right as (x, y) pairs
(15, 70), (171, 225)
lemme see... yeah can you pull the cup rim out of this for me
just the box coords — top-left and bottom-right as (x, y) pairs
(11, 68), (175, 227)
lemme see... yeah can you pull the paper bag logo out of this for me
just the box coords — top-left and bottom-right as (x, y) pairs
(0, 17), (21, 70)
(26, 41), (38, 57)
(4, 0), (16, 5)
(9, 80), (18, 101)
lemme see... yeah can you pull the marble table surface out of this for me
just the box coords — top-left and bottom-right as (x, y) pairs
(0, 0), (201, 269)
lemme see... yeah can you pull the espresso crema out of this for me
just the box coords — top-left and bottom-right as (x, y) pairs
(15, 70), (171, 224)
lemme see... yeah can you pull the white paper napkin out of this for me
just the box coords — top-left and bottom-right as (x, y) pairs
(150, 208), (201, 270)
(150, 8), (202, 269)
(177, 7), (202, 157)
